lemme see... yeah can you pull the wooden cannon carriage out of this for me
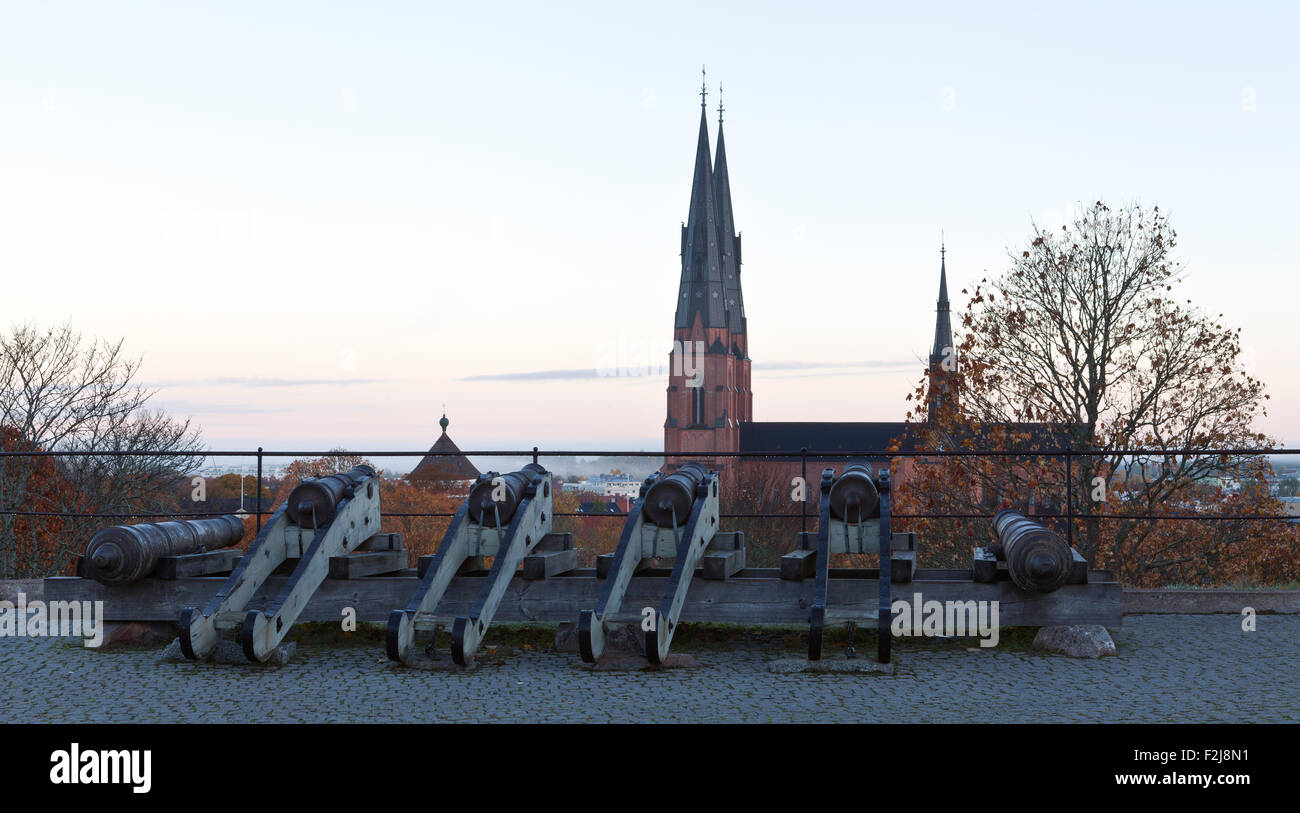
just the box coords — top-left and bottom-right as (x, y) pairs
(50, 461), (1122, 664)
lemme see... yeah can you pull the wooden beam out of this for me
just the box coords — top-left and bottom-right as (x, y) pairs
(889, 550), (916, 584)
(701, 548), (745, 580)
(359, 532), (404, 552)
(972, 547), (998, 584)
(328, 550), (408, 579)
(522, 549), (579, 580)
(701, 531), (745, 580)
(418, 555), (486, 578)
(45, 571), (1123, 628)
(155, 549), (242, 580)
(780, 549), (817, 581)
(1067, 548), (1088, 585)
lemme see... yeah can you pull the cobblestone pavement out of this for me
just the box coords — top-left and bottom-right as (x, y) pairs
(1, 615), (1296, 723)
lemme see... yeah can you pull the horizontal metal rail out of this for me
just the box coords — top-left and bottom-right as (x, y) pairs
(2, 447), (1296, 531)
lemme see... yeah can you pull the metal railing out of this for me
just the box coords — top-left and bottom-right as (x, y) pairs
(2, 446), (1297, 547)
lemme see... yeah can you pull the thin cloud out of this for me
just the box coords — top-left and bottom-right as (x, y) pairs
(461, 359), (917, 382)
(150, 400), (289, 415)
(758, 359), (916, 371)
(459, 368), (602, 382)
(143, 376), (388, 388)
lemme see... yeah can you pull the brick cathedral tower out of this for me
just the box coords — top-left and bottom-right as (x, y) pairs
(664, 79), (752, 466)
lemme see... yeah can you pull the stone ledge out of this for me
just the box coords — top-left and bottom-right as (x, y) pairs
(1123, 589), (1300, 614)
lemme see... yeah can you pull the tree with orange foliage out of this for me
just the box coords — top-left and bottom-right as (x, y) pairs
(0, 322), (204, 577)
(897, 201), (1297, 585)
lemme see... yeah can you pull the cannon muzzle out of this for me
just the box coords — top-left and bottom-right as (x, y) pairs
(991, 508), (1072, 593)
(828, 461), (880, 521)
(642, 462), (708, 528)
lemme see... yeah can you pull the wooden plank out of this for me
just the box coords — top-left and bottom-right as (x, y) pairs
(521, 548), (578, 580)
(156, 549), (242, 580)
(43, 573), (1123, 627)
(328, 550), (409, 579)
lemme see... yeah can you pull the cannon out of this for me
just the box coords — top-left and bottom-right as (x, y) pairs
(779, 461), (912, 663)
(387, 464), (555, 667)
(578, 462), (743, 665)
(286, 465), (376, 527)
(466, 463), (547, 527)
(989, 509), (1073, 594)
(828, 461), (880, 521)
(798, 463), (895, 663)
(82, 515), (245, 586)
(180, 464), (385, 663)
(641, 462), (708, 527)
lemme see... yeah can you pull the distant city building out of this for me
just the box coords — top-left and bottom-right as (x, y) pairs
(602, 478), (641, 498)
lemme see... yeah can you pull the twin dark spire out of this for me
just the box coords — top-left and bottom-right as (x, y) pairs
(675, 71), (745, 335)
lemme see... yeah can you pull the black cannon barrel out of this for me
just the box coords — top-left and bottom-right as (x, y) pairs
(286, 464), (378, 527)
(991, 509), (1072, 593)
(83, 515), (246, 586)
(467, 463), (548, 527)
(828, 461), (880, 521)
(642, 462), (709, 528)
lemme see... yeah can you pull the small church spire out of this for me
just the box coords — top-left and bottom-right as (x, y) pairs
(931, 242), (952, 359)
(700, 65), (707, 110)
(717, 83), (724, 125)
(439, 404), (449, 434)
(927, 242), (956, 419)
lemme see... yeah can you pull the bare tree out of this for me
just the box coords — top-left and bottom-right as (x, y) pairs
(0, 322), (205, 577)
(901, 201), (1287, 584)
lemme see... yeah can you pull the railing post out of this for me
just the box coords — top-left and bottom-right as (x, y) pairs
(1065, 448), (1073, 549)
(256, 446), (263, 534)
(801, 447), (808, 535)
(532, 446), (539, 466)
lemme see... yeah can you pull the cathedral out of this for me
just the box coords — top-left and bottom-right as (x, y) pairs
(664, 85), (955, 478)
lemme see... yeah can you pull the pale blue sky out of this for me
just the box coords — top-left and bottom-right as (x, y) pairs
(1, 2), (1296, 453)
